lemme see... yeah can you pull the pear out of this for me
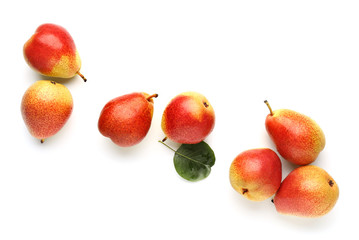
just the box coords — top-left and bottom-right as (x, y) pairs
(273, 165), (339, 218)
(264, 100), (325, 165)
(161, 92), (215, 144)
(21, 80), (73, 143)
(98, 92), (158, 147)
(23, 23), (86, 81)
(229, 148), (282, 201)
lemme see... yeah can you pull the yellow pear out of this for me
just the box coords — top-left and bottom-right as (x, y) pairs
(21, 80), (73, 143)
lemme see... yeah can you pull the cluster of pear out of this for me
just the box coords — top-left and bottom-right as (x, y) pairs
(98, 91), (215, 147)
(21, 23), (216, 147)
(21, 24), (84, 143)
(229, 101), (339, 218)
(21, 23), (339, 219)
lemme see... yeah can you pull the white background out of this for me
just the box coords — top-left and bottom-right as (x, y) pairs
(0, 0), (358, 239)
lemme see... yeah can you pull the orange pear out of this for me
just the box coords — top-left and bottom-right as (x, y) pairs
(23, 23), (86, 81)
(161, 92), (215, 144)
(273, 165), (339, 218)
(229, 148), (282, 201)
(264, 100), (325, 165)
(21, 80), (73, 143)
(98, 92), (158, 147)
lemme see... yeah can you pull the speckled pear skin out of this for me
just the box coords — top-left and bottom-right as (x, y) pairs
(161, 92), (215, 144)
(265, 105), (325, 165)
(273, 165), (339, 218)
(21, 80), (73, 142)
(23, 23), (84, 80)
(229, 148), (282, 201)
(98, 92), (157, 147)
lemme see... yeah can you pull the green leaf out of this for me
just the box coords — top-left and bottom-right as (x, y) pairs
(158, 140), (216, 182)
(173, 141), (216, 182)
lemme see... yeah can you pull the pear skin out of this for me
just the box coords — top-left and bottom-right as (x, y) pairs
(21, 80), (73, 143)
(264, 101), (325, 165)
(229, 148), (282, 201)
(161, 92), (215, 144)
(23, 23), (86, 81)
(273, 165), (339, 218)
(98, 92), (158, 147)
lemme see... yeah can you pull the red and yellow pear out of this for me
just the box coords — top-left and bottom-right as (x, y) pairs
(23, 23), (86, 81)
(264, 100), (325, 165)
(273, 165), (339, 218)
(161, 92), (215, 144)
(21, 80), (73, 143)
(98, 92), (158, 147)
(229, 148), (282, 201)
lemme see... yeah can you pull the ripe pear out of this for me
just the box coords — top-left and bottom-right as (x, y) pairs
(229, 148), (282, 201)
(161, 92), (215, 144)
(98, 92), (158, 147)
(21, 80), (73, 143)
(264, 100), (325, 165)
(23, 23), (86, 81)
(273, 165), (339, 218)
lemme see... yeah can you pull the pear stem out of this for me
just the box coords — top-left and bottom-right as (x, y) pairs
(264, 100), (273, 116)
(328, 179), (334, 187)
(146, 94), (158, 101)
(158, 140), (176, 152)
(77, 71), (87, 82)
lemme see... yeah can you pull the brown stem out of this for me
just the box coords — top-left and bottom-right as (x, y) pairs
(77, 71), (87, 82)
(40, 139), (45, 144)
(264, 100), (273, 116)
(162, 136), (167, 142)
(328, 179), (334, 187)
(146, 94), (158, 101)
